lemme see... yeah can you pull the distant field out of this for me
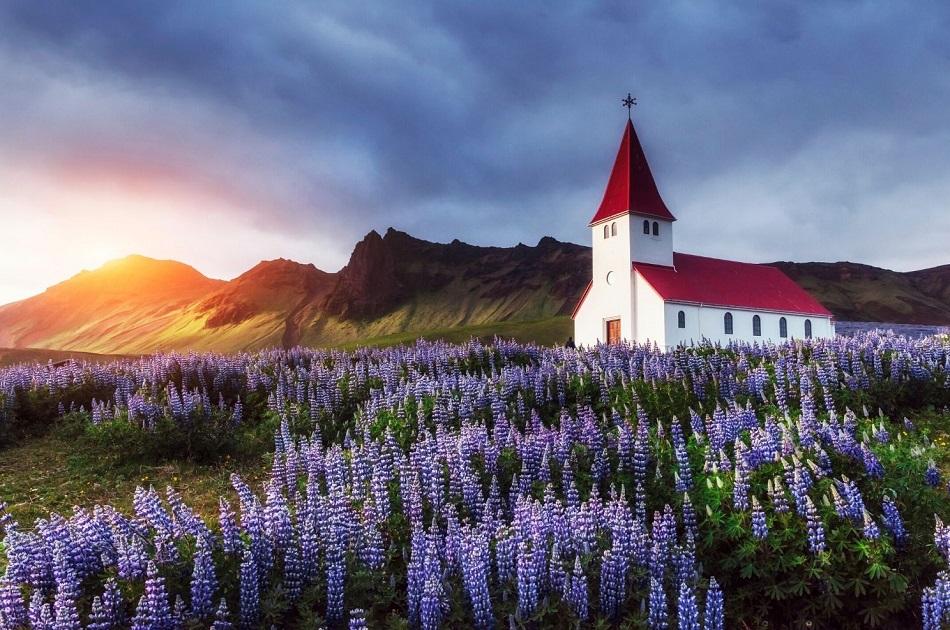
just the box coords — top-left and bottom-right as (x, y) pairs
(836, 321), (950, 338)
(0, 347), (132, 367)
(334, 316), (574, 350)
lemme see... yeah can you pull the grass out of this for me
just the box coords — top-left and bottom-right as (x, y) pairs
(0, 422), (271, 526)
(334, 316), (573, 350)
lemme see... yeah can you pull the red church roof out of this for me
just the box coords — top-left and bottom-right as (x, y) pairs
(633, 253), (833, 316)
(589, 118), (676, 226)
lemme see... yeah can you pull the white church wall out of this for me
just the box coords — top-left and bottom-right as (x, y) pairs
(663, 302), (834, 347)
(633, 269), (666, 346)
(631, 216), (673, 267)
(574, 215), (635, 346)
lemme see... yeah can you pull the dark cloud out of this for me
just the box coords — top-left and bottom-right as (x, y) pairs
(1, 0), (948, 272)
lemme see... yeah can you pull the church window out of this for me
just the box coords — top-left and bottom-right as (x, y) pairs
(724, 312), (733, 335)
(779, 317), (788, 338)
(804, 319), (812, 338)
(643, 220), (650, 234)
(752, 315), (761, 336)
(652, 221), (659, 236)
(677, 310), (686, 328)
(611, 222), (617, 236)
(604, 224), (609, 239)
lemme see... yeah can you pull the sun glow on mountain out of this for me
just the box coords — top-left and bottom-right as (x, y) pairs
(0, 164), (338, 305)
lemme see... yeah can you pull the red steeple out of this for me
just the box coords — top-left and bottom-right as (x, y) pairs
(588, 118), (675, 226)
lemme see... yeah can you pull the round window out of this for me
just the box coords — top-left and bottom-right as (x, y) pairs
(606, 271), (615, 286)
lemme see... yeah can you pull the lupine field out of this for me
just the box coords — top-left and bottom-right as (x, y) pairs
(0, 333), (949, 629)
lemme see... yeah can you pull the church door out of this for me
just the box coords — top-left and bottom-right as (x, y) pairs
(606, 319), (621, 345)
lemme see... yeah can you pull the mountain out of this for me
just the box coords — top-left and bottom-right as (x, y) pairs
(771, 261), (950, 325)
(0, 255), (224, 352)
(0, 229), (590, 353)
(0, 230), (946, 354)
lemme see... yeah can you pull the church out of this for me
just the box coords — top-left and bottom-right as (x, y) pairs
(572, 111), (835, 348)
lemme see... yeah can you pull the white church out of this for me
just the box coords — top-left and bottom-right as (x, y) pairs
(572, 113), (835, 347)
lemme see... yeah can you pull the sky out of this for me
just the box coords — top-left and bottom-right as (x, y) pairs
(1, 1), (949, 304)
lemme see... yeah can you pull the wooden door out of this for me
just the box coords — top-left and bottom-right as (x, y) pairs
(606, 319), (621, 345)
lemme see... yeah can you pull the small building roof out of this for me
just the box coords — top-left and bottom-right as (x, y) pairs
(634, 253), (834, 316)
(589, 118), (676, 226)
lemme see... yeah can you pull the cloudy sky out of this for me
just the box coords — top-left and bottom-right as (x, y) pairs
(1, 1), (948, 304)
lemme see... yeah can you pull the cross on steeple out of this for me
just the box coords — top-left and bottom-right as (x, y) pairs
(622, 93), (637, 118)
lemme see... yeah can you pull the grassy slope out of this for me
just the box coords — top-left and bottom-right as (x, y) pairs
(0, 427), (270, 525)
(774, 262), (950, 325)
(332, 316), (574, 350)
(0, 317), (573, 370)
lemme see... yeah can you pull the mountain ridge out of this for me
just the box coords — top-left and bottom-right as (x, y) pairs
(0, 229), (946, 353)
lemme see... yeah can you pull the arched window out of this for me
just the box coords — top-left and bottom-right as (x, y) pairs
(677, 310), (686, 328)
(643, 220), (650, 234)
(611, 222), (617, 236)
(779, 317), (788, 338)
(652, 221), (659, 236)
(752, 314), (761, 336)
(604, 224), (609, 239)
(804, 319), (812, 338)
(724, 312), (733, 335)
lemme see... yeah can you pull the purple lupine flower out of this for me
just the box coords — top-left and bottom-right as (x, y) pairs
(881, 497), (908, 545)
(804, 496), (826, 555)
(52, 542), (81, 630)
(926, 460), (941, 487)
(751, 496), (768, 540)
(211, 598), (232, 630)
(922, 586), (940, 630)
(96, 579), (125, 630)
(349, 608), (369, 630)
(862, 510), (881, 540)
(677, 580), (700, 630)
(516, 538), (540, 618)
(703, 577), (724, 630)
(325, 527), (347, 624)
(567, 556), (589, 621)
(218, 498), (241, 556)
(672, 420), (693, 492)
(768, 476), (789, 514)
(419, 572), (444, 630)
(239, 545), (259, 630)
(407, 524), (427, 625)
(0, 501), (14, 536)
(131, 563), (173, 630)
(0, 578), (28, 629)
(87, 596), (109, 630)
(599, 548), (624, 620)
(264, 481), (294, 556)
(791, 467), (811, 517)
(190, 535), (217, 619)
(681, 493), (698, 540)
(861, 443), (884, 479)
(459, 527), (493, 628)
(117, 535), (148, 581)
(29, 592), (54, 630)
(358, 509), (384, 571)
(935, 516), (950, 562)
(633, 420), (650, 488)
(732, 459), (749, 512)
(284, 536), (304, 603)
(648, 575), (668, 630)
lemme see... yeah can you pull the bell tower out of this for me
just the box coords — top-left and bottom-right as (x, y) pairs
(575, 99), (676, 344)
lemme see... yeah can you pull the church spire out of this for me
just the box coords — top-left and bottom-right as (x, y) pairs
(588, 113), (675, 226)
